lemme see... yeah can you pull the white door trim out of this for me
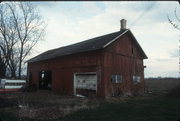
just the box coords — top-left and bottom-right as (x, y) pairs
(73, 72), (97, 96)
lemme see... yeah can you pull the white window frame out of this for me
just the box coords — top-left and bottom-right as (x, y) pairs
(133, 76), (141, 84)
(111, 75), (123, 83)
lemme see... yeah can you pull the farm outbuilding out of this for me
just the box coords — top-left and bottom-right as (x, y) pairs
(27, 19), (147, 97)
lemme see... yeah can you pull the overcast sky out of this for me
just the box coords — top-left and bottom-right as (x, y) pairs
(26, 1), (179, 78)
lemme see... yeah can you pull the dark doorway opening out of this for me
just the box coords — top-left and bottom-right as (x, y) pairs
(28, 72), (32, 85)
(39, 70), (52, 90)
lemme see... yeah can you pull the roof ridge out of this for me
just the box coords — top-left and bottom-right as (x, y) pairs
(27, 29), (132, 63)
(55, 30), (125, 49)
(103, 29), (129, 48)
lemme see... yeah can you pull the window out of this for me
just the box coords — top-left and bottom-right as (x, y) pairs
(111, 75), (123, 83)
(133, 76), (141, 83)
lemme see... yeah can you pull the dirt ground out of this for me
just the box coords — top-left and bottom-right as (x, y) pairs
(0, 90), (126, 120)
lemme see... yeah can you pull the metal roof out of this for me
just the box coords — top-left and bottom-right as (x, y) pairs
(27, 29), (147, 63)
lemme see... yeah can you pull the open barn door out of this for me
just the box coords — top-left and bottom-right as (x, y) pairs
(39, 70), (52, 90)
(74, 72), (97, 97)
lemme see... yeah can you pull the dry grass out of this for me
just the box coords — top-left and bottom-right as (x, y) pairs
(0, 90), (102, 120)
(1, 90), (180, 121)
(1, 78), (180, 120)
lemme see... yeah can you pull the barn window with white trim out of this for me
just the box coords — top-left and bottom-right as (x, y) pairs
(111, 75), (123, 83)
(133, 76), (141, 84)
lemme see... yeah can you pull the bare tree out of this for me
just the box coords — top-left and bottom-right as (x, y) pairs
(0, 2), (46, 78)
(0, 3), (18, 78)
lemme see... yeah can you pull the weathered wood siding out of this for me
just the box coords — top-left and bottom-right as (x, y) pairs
(28, 51), (104, 97)
(102, 33), (145, 97)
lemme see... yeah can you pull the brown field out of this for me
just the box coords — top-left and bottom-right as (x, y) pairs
(145, 78), (180, 93)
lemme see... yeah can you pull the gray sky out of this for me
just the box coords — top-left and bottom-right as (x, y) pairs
(26, 1), (179, 78)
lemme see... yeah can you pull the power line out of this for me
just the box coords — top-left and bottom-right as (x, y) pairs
(130, 2), (156, 27)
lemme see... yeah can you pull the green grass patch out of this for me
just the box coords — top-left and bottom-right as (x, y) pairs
(0, 111), (18, 121)
(60, 96), (180, 121)
(0, 111), (40, 121)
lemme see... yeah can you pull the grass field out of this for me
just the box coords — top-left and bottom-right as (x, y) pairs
(59, 96), (180, 121)
(0, 92), (180, 121)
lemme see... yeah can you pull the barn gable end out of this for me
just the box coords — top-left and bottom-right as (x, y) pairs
(102, 32), (146, 97)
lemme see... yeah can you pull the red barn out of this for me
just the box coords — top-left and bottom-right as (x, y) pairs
(27, 19), (147, 97)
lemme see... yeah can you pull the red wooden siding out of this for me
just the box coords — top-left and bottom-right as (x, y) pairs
(28, 51), (105, 97)
(102, 33), (145, 97)
(28, 32), (146, 98)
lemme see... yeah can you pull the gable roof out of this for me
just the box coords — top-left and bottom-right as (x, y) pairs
(27, 29), (147, 63)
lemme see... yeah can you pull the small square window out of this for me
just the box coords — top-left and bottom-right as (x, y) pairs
(116, 75), (123, 83)
(133, 76), (141, 83)
(111, 75), (123, 83)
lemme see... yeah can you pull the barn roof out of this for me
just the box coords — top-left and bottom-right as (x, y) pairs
(27, 29), (147, 63)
